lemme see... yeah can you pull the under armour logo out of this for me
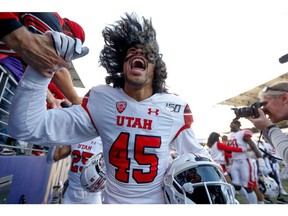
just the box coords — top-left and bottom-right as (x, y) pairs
(148, 108), (159, 115)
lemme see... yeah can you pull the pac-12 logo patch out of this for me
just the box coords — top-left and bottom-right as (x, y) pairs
(116, 101), (127, 113)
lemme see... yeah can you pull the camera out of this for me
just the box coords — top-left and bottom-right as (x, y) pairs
(231, 102), (263, 119)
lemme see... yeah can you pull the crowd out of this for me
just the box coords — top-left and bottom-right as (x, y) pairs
(0, 12), (99, 203)
(1, 11), (288, 204)
(0, 12), (85, 155)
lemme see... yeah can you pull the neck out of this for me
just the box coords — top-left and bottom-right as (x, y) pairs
(123, 85), (153, 102)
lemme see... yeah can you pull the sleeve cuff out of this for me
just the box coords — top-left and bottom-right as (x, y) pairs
(266, 124), (278, 134)
(21, 66), (52, 86)
(0, 19), (23, 38)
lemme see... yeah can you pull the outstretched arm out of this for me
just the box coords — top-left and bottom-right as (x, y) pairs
(1, 14), (89, 76)
(52, 68), (82, 105)
(216, 142), (244, 152)
(1, 25), (70, 76)
(46, 145), (71, 163)
(7, 31), (92, 146)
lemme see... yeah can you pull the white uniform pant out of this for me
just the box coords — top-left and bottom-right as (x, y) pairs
(62, 187), (102, 204)
(231, 158), (257, 188)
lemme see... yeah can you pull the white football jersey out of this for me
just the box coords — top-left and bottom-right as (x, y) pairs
(209, 142), (225, 164)
(68, 137), (103, 191)
(7, 68), (210, 204)
(62, 137), (103, 204)
(228, 130), (252, 160)
(82, 85), (210, 204)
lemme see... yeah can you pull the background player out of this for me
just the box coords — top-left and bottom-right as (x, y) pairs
(228, 119), (265, 204)
(46, 137), (103, 204)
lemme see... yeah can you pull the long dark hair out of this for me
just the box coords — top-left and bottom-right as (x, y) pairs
(207, 132), (220, 148)
(99, 12), (168, 94)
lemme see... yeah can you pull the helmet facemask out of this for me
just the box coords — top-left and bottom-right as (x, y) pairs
(80, 152), (106, 193)
(163, 153), (237, 204)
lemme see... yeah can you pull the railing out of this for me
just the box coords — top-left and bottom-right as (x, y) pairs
(0, 65), (17, 129)
(0, 143), (48, 156)
(0, 65), (46, 156)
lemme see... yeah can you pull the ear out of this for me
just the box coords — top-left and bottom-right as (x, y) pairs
(282, 92), (288, 105)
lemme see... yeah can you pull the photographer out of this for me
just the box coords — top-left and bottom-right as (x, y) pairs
(246, 82), (288, 165)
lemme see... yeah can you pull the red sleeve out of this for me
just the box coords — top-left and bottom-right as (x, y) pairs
(20, 12), (62, 34)
(224, 151), (232, 164)
(216, 142), (243, 152)
(48, 82), (65, 99)
(171, 104), (193, 143)
(81, 90), (97, 130)
(0, 12), (19, 19)
(243, 130), (253, 138)
(225, 151), (232, 158)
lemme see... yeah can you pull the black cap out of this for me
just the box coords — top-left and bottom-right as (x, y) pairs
(279, 53), (288, 64)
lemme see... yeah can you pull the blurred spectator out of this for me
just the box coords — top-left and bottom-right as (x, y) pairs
(47, 80), (72, 109)
(0, 12), (85, 154)
(0, 12), (70, 74)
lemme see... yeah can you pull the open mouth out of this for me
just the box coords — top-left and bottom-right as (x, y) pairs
(130, 57), (146, 71)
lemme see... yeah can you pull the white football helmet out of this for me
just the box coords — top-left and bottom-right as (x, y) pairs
(258, 173), (279, 197)
(80, 152), (106, 193)
(163, 153), (237, 204)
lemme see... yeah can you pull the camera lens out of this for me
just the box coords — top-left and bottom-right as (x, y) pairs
(231, 102), (262, 119)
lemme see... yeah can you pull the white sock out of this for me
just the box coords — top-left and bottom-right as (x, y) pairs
(247, 191), (258, 204)
(238, 187), (249, 204)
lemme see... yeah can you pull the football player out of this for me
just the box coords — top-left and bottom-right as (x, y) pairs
(228, 119), (265, 204)
(46, 137), (103, 204)
(8, 13), (210, 204)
